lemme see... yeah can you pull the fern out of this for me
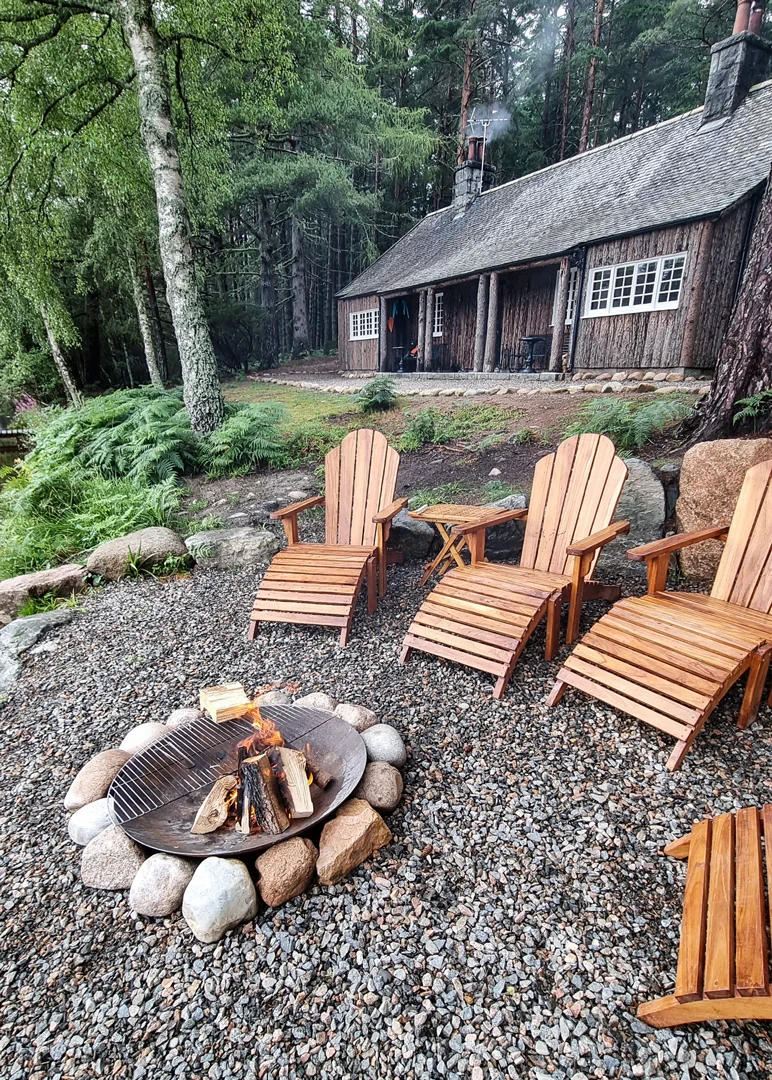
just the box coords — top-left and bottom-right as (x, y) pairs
(733, 389), (772, 430)
(564, 396), (694, 452)
(356, 376), (398, 414)
(199, 403), (289, 477)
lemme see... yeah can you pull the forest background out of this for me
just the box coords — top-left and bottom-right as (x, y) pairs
(0, 0), (745, 412)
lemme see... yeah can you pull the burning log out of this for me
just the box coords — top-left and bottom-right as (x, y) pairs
(191, 774), (237, 834)
(237, 752), (290, 835)
(304, 744), (336, 790)
(268, 746), (313, 819)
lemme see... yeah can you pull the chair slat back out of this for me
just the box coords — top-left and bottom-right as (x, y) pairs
(521, 433), (628, 577)
(325, 429), (400, 547)
(711, 458), (772, 613)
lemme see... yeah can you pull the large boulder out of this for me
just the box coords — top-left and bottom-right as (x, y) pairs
(64, 749), (131, 811)
(0, 564), (86, 621)
(599, 458), (665, 579)
(334, 703), (377, 733)
(182, 857), (258, 943)
(68, 798), (112, 847)
(360, 724), (407, 767)
(483, 495), (528, 562)
(676, 438), (772, 580)
(119, 722), (169, 755)
(387, 510), (434, 561)
(0, 610), (74, 692)
(316, 799), (392, 886)
(255, 837), (318, 906)
(86, 527), (188, 580)
(129, 853), (196, 917)
(353, 762), (403, 813)
(184, 527), (279, 569)
(81, 826), (146, 890)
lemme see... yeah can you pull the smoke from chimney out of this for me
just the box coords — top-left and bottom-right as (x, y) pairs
(466, 103), (511, 147)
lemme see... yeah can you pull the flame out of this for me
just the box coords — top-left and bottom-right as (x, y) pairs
(237, 704), (284, 758)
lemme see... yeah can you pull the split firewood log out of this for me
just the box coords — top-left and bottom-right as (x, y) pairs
(191, 774), (237, 834)
(268, 746), (313, 818)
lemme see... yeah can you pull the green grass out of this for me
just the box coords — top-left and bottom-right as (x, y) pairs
(17, 591), (81, 617)
(564, 395), (694, 453)
(223, 381), (356, 423)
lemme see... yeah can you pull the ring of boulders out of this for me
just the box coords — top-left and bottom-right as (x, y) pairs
(64, 691), (407, 944)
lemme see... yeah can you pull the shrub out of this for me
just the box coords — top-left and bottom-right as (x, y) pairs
(563, 395), (694, 453)
(356, 376), (397, 414)
(399, 408), (443, 451)
(199, 403), (289, 477)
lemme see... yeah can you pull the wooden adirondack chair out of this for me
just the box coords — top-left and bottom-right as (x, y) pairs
(399, 434), (629, 697)
(638, 806), (772, 1029)
(548, 457), (772, 771)
(248, 429), (406, 646)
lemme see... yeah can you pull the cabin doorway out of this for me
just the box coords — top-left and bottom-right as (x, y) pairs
(386, 297), (417, 371)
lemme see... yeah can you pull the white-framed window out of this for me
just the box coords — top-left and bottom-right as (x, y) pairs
(551, 266), (580, 326)
(349, 308), (380, 340)
(433, 292), (444, 337)
(584, 252), (687, 318)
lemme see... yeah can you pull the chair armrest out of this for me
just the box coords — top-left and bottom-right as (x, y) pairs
(566, 520), (630, 557)
(627, 526), (729, 562)
(452, 509), (528, 536)
(270, 495), (325, 520)
(372, 498), (408, 524)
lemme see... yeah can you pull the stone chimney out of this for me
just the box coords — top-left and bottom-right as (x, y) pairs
(452, 137), (495, 215)
(701, 3), (771, 127)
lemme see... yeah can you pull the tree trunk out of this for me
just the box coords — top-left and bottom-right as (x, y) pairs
(689, 181), (772, 442)
(483, 272), (499, 372)
(116, 0), (224, 433)
(578, 0), (605, 153)
(41, 307), (82, 407)
(458, 37), (474, 165)
(473, 274), (489, 372)
(558, 0), (576, 161)
(139, 244), (169, 381)
(424, 287), (435, 368)
(127, 249), (164, 388)
(290, 215), (310, 358)
(258, 197), (280, 368)
(417, 290), (426, 371)
(550, 259), (571, 371)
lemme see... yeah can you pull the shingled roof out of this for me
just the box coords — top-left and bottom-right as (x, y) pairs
(339, 80), (772, 299)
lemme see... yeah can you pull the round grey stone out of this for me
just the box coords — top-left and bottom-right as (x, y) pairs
(255, 690), (292, 706)
(119, 722), (169, 755)
(165, 707), (202, 728)
(353, 762), (404, 813)
(81, 826), (146, 890)
(182, 858), (258, 943)
(335, 703), (378, 732)
(293, 692), (337, 713)
(129, 853), (196, 917)
(64, 749), (131, 811)
(360, 724), (407, 767)
(68, 798), (112, 847)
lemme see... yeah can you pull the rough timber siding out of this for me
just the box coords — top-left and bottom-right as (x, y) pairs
(499, 265), (559, 364)
(692, 200), (754, 369)
(440, 280), (477, 369)
(338, 294), (380, 371)
(575, 223), (704, 370)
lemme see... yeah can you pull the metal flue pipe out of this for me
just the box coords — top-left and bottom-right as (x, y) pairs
(735, 0), (752, 33)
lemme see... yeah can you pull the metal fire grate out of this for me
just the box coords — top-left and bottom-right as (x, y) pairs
(107, 705), (367, 857)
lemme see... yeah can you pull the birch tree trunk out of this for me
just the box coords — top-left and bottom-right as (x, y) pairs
(290, 216), (310, 358)
(127, 249), (164, 388)
(689, 175), (772, 441)
(41, 307), (82, 408)
(116, 0), (224, 433)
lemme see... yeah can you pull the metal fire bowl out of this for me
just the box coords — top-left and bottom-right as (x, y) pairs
(107, 705), (367, 857)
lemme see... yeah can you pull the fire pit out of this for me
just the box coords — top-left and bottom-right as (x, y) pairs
(107, 705), (367, 857)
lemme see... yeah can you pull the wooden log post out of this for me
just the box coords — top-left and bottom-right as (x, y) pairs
(483, 272), (500, 372)
(378, 295), (388, 371)
(550, 257), (571, 372)
(473, 274), (489, 372)
(417, 290), (426, 371)
(679, 221), (715, 372)
(424, 287), (435, 370)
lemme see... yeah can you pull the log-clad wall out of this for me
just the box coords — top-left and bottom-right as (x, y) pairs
(337, 204), (753, 372)
(337, 294), (380, 370)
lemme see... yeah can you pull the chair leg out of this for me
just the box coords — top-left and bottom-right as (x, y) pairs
(546, 680), (566, 707)
(340, 624), (351, 647)
(738, 646), (772, 730)
(399, 644), (412, 665)
(367, 557), (377, 616)
(247, 619), (258, 641)
(545, 596), (561, 660)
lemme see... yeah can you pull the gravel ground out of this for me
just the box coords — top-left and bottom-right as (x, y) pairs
(2, 562), (772, 1080)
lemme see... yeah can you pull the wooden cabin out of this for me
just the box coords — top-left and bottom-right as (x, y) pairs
(338, 29), (772, 378)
